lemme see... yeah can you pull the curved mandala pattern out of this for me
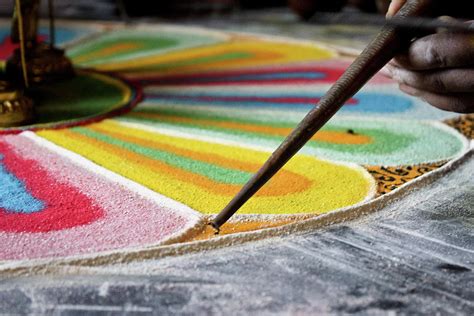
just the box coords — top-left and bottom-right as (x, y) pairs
(37, 120), (374, 215)
(367, 162), (447, 195)
(119, 107), (466, 165)
(0, 22), (470, 262)
(445, 114), (474, 139)
(67, 27), (228, 67)
(0, 139), (104, 232)
(0, 133), (200, 260)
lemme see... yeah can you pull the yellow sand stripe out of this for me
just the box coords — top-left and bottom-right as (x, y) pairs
(91, 39), (335, 75)
(38, 121), (371, 215)
(89, 121), (312, 195)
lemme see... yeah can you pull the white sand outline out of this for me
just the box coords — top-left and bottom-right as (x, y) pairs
(23, 131), (202, 221)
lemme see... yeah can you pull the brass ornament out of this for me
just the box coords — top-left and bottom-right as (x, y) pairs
(0, 80), (34, 127)
(6, 43), (75, 85)
(1, 0), (75, 127)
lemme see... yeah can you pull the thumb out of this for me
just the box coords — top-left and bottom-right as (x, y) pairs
(386, 0), (407, 17)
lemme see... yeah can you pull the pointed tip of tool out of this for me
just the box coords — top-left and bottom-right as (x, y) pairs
(208, 221), (220, 235)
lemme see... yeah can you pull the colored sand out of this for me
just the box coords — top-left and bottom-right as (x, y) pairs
(38, 120), (374, 215)
(188, 217), (310, 241)
(0, 22), (469, 262)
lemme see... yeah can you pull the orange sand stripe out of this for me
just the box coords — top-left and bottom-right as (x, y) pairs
(112, 50), (281, 75)
(131, 112), (372, 145)
(65, 129), (247, 196)
(188, 218), (309, 241)
(74, 43), (141, 64)
(39, 125), (372, 215)
(88, 122), (312, 196)
(94, 39), (335, 75)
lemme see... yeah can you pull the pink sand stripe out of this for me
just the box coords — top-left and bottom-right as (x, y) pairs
(0, 134), (200, 260)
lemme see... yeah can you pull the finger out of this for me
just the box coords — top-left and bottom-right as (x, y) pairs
(385, 64), (474, 93)
(399, 84), (474, 113)
(390, 26), (474, 70)
(436, 16), (459, 33)
(379, 65), (392, 78)
(386, 0), (406, 17)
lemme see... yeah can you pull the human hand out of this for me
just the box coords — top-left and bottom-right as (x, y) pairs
(383, 1), (474, 113)
(386, 0), (405, 17)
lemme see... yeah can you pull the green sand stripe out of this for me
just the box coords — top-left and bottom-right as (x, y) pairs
(68, 30), (226, 67)
(34, 74), (126, 122)
(132, 107), (295, 127)
(124, 110), (413, 154)
(72, 127), (252, 185)
(130, 52), (252, 72)
(69, 37), (177, 64)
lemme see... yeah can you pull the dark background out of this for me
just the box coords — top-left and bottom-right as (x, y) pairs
(0, 0), (388, 20)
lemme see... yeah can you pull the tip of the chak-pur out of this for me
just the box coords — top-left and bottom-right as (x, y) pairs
(208, 221), (220, 235)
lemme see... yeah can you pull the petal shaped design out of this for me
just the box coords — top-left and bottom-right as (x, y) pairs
(0, 133), (201, 260)
(37, 120), (375, 215)
(120, 106), (467, 165)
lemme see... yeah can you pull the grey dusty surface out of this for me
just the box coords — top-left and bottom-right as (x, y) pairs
(0, 154), (472, 315)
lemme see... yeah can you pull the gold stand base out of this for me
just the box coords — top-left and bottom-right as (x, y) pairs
(0, 80), (34, 127)
(6, 43), (75, 85)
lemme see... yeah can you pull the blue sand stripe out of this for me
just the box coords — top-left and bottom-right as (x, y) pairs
(0, 155), (45, 214)
(0, 26), (88, 46)
(145, 92), (413, 113)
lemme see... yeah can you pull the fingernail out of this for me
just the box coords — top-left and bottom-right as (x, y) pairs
(380, 65), (392, 77)
(438, 16), (456, 23)
(390, 56), (408, 68)
(386, 1), (397, 17)
(399, 84), (419, 96)
(385, 65), (403, 82)
(386, 6), (394, 18)
(437, 16), (458, 33)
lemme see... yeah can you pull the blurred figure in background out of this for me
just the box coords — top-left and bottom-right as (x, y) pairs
(288, 0), (391, 19)
(0, 0), (387, 19)
(0, 0), (118, 19)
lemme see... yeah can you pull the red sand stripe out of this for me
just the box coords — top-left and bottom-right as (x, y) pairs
(0, 141), (104, 233)
(0, 135), (198, 260)
(131, 67), (344, 86)
(0, 35), (47, 60)
(143, 79), (332, 86)
(146, 94), (358, 105)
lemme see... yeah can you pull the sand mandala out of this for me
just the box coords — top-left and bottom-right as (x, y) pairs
(0, 21), (471, 267)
